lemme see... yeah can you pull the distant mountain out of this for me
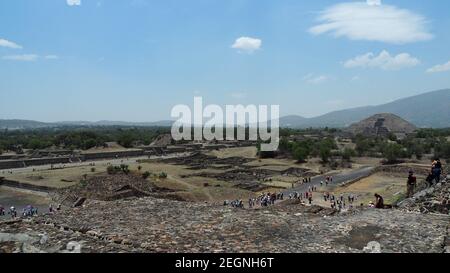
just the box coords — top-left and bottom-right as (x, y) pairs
(280, 89), (450, 128)
(0, 119), (174, 129)
(1, 89), (449, 130)
(278, 115), (307, 127)
(55, 120), (174, 127)
(0, 119), (53, 130)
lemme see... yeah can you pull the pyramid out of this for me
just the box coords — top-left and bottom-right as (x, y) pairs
(347, 113), (417, 137)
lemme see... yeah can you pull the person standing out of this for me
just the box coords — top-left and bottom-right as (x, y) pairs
(432, 159), (442, 184)
(374, 194), (384, 209)
(407, 171), (417, 198)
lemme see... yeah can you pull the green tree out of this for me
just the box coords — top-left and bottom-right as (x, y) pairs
(410, 142), (424, 160)
(382, 143), (404, 163)
(118, 133), (135, 148)
(355, 138), (370, 156)
(434, 140), (450, 161)
(293, 146), (309, 163)
(319, 146), (331, 163)
(342, 148), (356, 161)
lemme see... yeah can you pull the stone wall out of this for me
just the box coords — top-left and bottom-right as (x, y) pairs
(81, 150), (144, 161)
(0, 157), (73, 170)
(0, 179), (52, 193)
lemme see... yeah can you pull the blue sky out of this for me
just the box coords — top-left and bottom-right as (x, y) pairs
(1, 0), (449, 122)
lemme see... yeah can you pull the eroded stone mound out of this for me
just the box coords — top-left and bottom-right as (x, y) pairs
(150, 134), (174, 147)
(56, 174), (172, 203)
(161, 152), (253, 170)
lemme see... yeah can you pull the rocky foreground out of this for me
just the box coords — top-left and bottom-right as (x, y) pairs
(1, 176), (449, 253)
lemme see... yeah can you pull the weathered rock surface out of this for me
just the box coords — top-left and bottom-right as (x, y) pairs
(398, 176), (450, 215)
(1, 196), (448, 253)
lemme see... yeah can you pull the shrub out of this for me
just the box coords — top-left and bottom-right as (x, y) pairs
(107, 165), (116, 175)
(142, 171), (151, 179)
(120, 164), (130, 175)
(107, 165), (124, 175)
(91, 167), (96, 173)
(159, 172), (167, 179)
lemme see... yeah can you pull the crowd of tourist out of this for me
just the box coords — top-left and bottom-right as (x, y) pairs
(0, 205), (17, 218)
(0, 205), (39, 218)
(0, 203), (62, 219)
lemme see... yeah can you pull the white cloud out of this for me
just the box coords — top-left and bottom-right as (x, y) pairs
(231, 37), (262, 53)
(309, 1), (433, 44)
(366, 0), (381, 6)
(344, 50), (420, 70)
(67, 0), (81, 6)
(303, 74), (330, 84)
(2, 54), (39, 62)
(0, 38), (22, 49)
(426, 61), (450, 73)
(2, 54), (59, 62)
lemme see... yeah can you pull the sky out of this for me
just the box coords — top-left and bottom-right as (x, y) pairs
(1, 0), (450, 122)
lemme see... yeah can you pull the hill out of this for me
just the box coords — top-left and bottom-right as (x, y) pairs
(0, 119), (53, 130)
(280, 89), (450, 128)
(0, 119), (174, 129)
(1, 89), (449, 129)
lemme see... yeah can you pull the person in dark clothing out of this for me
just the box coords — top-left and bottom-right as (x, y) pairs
(432, 159), (442, 184)
(435, 159), (442, 169)
(426, 172), (435, 187)
(374, 194), (384, 209)
(407, 171), (417, 198)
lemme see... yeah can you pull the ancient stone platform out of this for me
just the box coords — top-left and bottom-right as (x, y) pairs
(1, 196), (448, 253)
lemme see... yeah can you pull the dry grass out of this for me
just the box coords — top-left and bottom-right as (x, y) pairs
(3, 166), (107, 188)
(206, 147), (257, 159)
(322, 172), (425, 205)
